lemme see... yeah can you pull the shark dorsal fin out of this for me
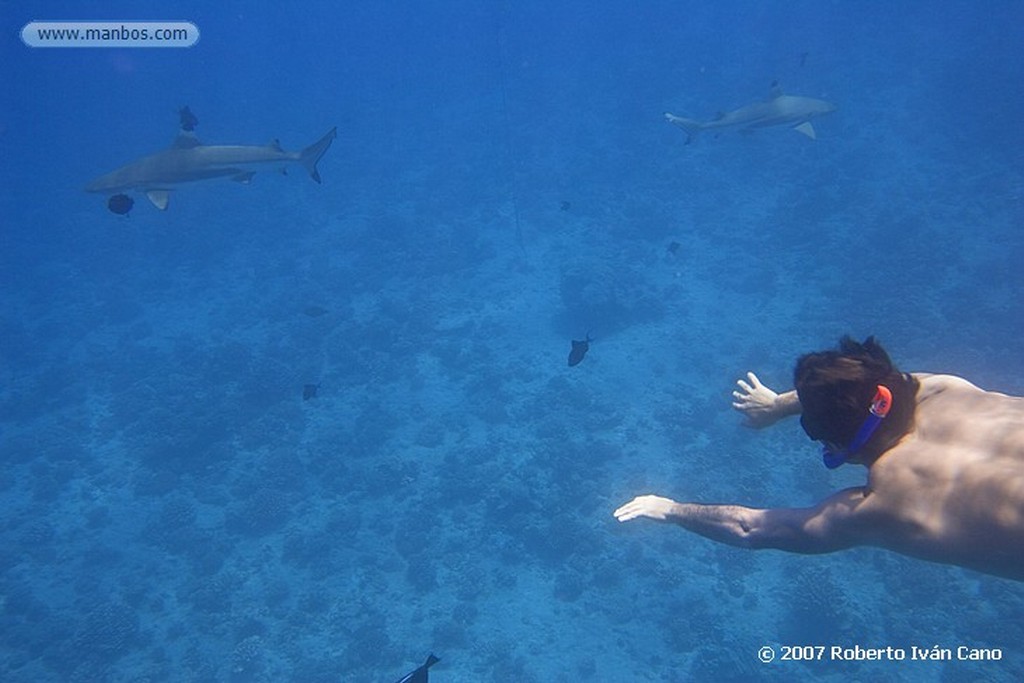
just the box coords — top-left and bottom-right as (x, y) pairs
(769, 81), (784, 99)
(269, 139), (284, 152)
(145, 190), (171, 210)
(173, 132), (202, 149)
(793, 122), (817, 139)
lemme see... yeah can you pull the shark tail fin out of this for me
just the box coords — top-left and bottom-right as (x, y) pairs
(664, 113), (703, 145)
(299, 127), (337, 184)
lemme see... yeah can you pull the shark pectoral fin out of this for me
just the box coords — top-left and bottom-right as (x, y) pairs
(232, 171), (257, 184)
(793, 122), (817, 139)
(145, 190), (171, 210)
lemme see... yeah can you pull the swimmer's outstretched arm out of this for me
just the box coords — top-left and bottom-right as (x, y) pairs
(613, 491), (868, 554)
(732, 372), (801, 429)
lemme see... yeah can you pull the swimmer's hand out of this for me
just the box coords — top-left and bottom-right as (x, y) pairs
(732, 372), (796, 428)
(614, 495), (679, 522)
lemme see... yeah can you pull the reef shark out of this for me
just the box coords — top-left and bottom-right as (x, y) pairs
(85, 125), (337, 209)
(665, 83), (835, 144)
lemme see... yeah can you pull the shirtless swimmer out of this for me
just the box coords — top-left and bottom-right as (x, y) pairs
(614, 336), (1024, 581)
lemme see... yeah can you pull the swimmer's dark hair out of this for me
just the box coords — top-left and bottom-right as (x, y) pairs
(794, 336), (919, 464)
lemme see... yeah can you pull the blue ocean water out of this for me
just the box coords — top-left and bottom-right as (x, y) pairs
(2, 0), (1023, 681)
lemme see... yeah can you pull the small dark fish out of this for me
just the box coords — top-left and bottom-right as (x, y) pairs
(303, 383), (320, 400)
(179, 105), (199, 132)
(395, 654), (439, 683)
(303, 305), (329, 318)
(667, 240), (681, 256)
(107, 194), (134, 216)
(560, 200), (571, 211)
(568, 333), (592, 367)
(799, 51), (809, 67)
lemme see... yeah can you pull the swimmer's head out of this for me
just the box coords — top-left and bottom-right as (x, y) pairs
(794, 336), (918, 465)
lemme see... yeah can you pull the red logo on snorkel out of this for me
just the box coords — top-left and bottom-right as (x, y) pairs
(871, 386), (892, 418)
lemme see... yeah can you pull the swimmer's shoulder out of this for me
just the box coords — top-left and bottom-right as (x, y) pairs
(910, 373), (982, 402)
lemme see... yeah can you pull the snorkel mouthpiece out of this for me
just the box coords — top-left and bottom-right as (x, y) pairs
(822, 385), (892, 469)
(822, 448), (848, 470)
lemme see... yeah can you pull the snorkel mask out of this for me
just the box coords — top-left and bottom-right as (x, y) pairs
(822, 385), (893, 469)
